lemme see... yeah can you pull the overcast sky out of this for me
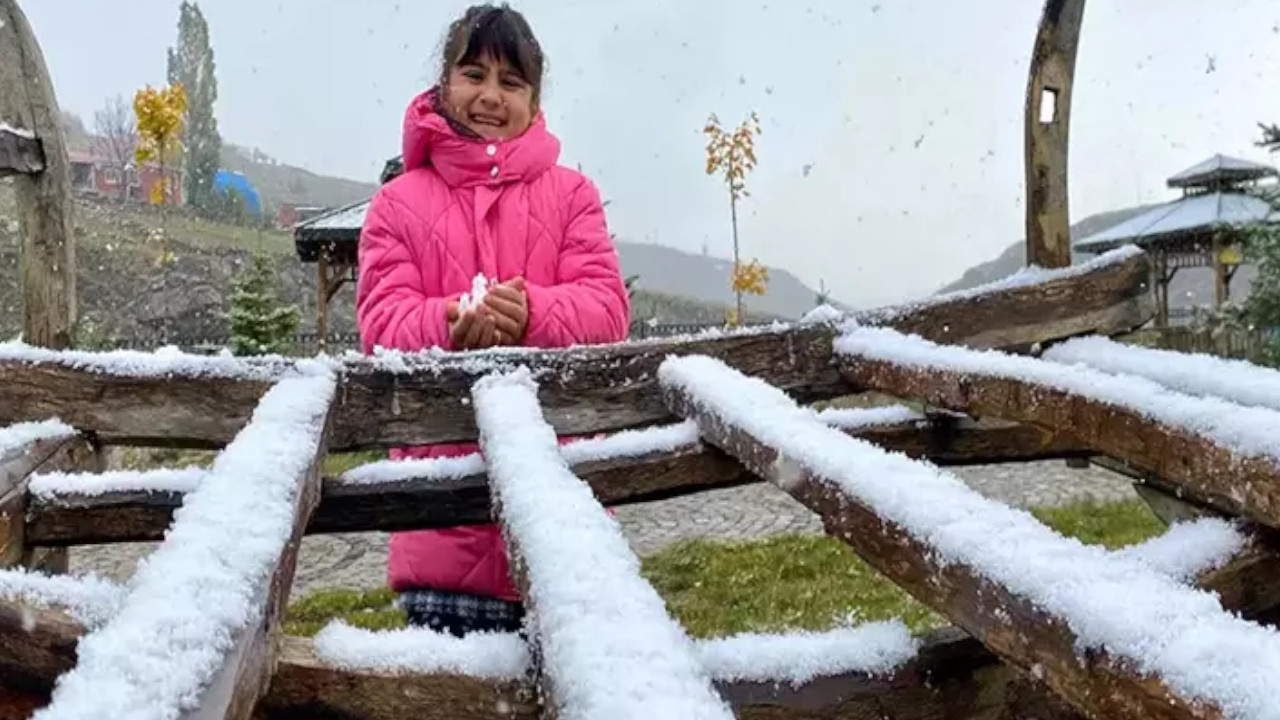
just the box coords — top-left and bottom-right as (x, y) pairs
(21, 0), (1280, 307)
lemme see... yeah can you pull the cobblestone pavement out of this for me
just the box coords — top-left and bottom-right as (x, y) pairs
(69, 460), (1139, 599)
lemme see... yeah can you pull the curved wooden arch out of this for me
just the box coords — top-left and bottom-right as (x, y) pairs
(1025, 0), (1087, 269)
(0, 0), (76, 349)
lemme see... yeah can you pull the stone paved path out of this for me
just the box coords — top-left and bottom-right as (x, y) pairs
(69, 460), (1139, 599)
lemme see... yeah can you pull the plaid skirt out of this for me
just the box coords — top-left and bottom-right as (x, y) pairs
(398, 588), (525, 637)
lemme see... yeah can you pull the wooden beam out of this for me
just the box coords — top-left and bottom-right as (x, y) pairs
(0, 125), (43, 176)
(658, 355), (1277, 720)
(259, 636), (536, 720)
(1024, 0), (1087, 269)
(0, 0), (76, 349)
(0, 248), (1152, 452)
(258, 628), (1090, 720)
(24, 414), (1089, 546)
(0, 602), (80, 712)
(0, 602), (1077, 720)
(6, 505), (1279, 720)
(33, 375), (336, 720)
(473, 371), (732, 718)
(837, 328), (1280, 530)
(0, 594), (1082, 720)
(0, 424), (95, 573)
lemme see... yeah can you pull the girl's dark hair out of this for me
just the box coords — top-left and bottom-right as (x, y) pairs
(440, 4), (547, 105)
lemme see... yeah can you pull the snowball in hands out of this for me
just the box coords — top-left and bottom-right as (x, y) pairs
(457, 273), (493, 314)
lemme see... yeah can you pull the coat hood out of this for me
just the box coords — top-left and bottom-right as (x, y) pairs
(400, 87), (561, 188)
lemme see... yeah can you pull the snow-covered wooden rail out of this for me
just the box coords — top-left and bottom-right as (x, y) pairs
(24, 410), (1089, 546)
(0, 245), (1150, 452)
(3, 240), (1280, 719)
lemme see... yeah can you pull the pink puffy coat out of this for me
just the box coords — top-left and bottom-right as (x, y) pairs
(356, 89), (631, 601)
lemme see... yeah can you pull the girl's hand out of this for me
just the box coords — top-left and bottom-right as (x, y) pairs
(447, 300), (499, 350)
(483, 277), (529, 345)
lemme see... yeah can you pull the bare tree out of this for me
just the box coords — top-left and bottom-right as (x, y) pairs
(93, 94), (136, 199)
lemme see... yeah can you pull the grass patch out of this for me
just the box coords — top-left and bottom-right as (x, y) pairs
(322, 450), (385, 477)
(1031, 497), (1166, 549)
(284, 497), (1167, 639)
(285, 587), (407, 637)
(642, 534), (946, 637)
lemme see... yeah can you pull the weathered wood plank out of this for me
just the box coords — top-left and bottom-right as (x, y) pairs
(473, 371), (733, 719)
(181, 378), (335, 720)
(837, 335), (1280, 530)
(0, 602), (1082, 720)
(24, 414), (1089, 546)
(259, 636), (536, 720)
(0, 248), (1151, 452)
(658, 356), (1259, 720)
(33, 376), (335, 720)
(7, 513), (1280, 720)
(0, 0), (76, 349)
(1024, 0), (1088, 268)
(0, 125), (43, 176)
(0, 427), (94, 573)
(0, 602), (80, 713)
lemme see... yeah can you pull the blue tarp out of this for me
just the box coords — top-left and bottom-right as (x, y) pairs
(213, 170), (262, 216)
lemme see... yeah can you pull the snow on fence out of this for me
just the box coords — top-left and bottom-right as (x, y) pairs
(658, 353), (1280, 720)
(5, 244), (1280, 720)
(836, 325), (1280, 527)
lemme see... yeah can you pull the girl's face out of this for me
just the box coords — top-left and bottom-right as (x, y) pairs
(444, 53), (535, 140)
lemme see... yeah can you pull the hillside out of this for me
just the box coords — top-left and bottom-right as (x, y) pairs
(48, 111), (831, 325)
(220, 144), (378, 212)
(936, 204), (1162, 293)
(0, 190), (770, 343)
(617, 242), (834, 320)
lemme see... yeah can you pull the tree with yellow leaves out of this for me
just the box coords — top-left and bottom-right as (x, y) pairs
(705, 110), (764, 324)
(134, 82), (187, 206)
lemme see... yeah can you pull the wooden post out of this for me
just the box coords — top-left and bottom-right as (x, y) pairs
(1, 0), (78, 574)
(1212, 235), (1228, 309)
(0, 0), (76, 350)
(316, 253), (329, 353)
(1024, 0), (1087, 269)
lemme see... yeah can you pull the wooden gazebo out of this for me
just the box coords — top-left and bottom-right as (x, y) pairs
(293, 198), (367, 348)
(293, 158), (403, 348)
(1074, 154), (1279, 326)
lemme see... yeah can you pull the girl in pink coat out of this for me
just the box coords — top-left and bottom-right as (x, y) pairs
(356, 4), (631, 636)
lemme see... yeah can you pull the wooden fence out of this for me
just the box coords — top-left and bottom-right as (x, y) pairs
(99, 322), (728, 356)
(1121, 326), (1277, 363)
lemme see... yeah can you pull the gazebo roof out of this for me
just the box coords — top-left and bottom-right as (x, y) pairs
(294, 198), (369, 263)
(293, 155), (400, 264)
(1074, 191), (1277, 253)
(1166, 154), (1278, 190)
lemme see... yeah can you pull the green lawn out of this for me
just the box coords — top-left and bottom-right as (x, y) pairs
(283, 497), (1166, 638)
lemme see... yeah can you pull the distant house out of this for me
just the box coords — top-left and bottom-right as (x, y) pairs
(66, 148), (184, 206)
(276, 203), (331, 230)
